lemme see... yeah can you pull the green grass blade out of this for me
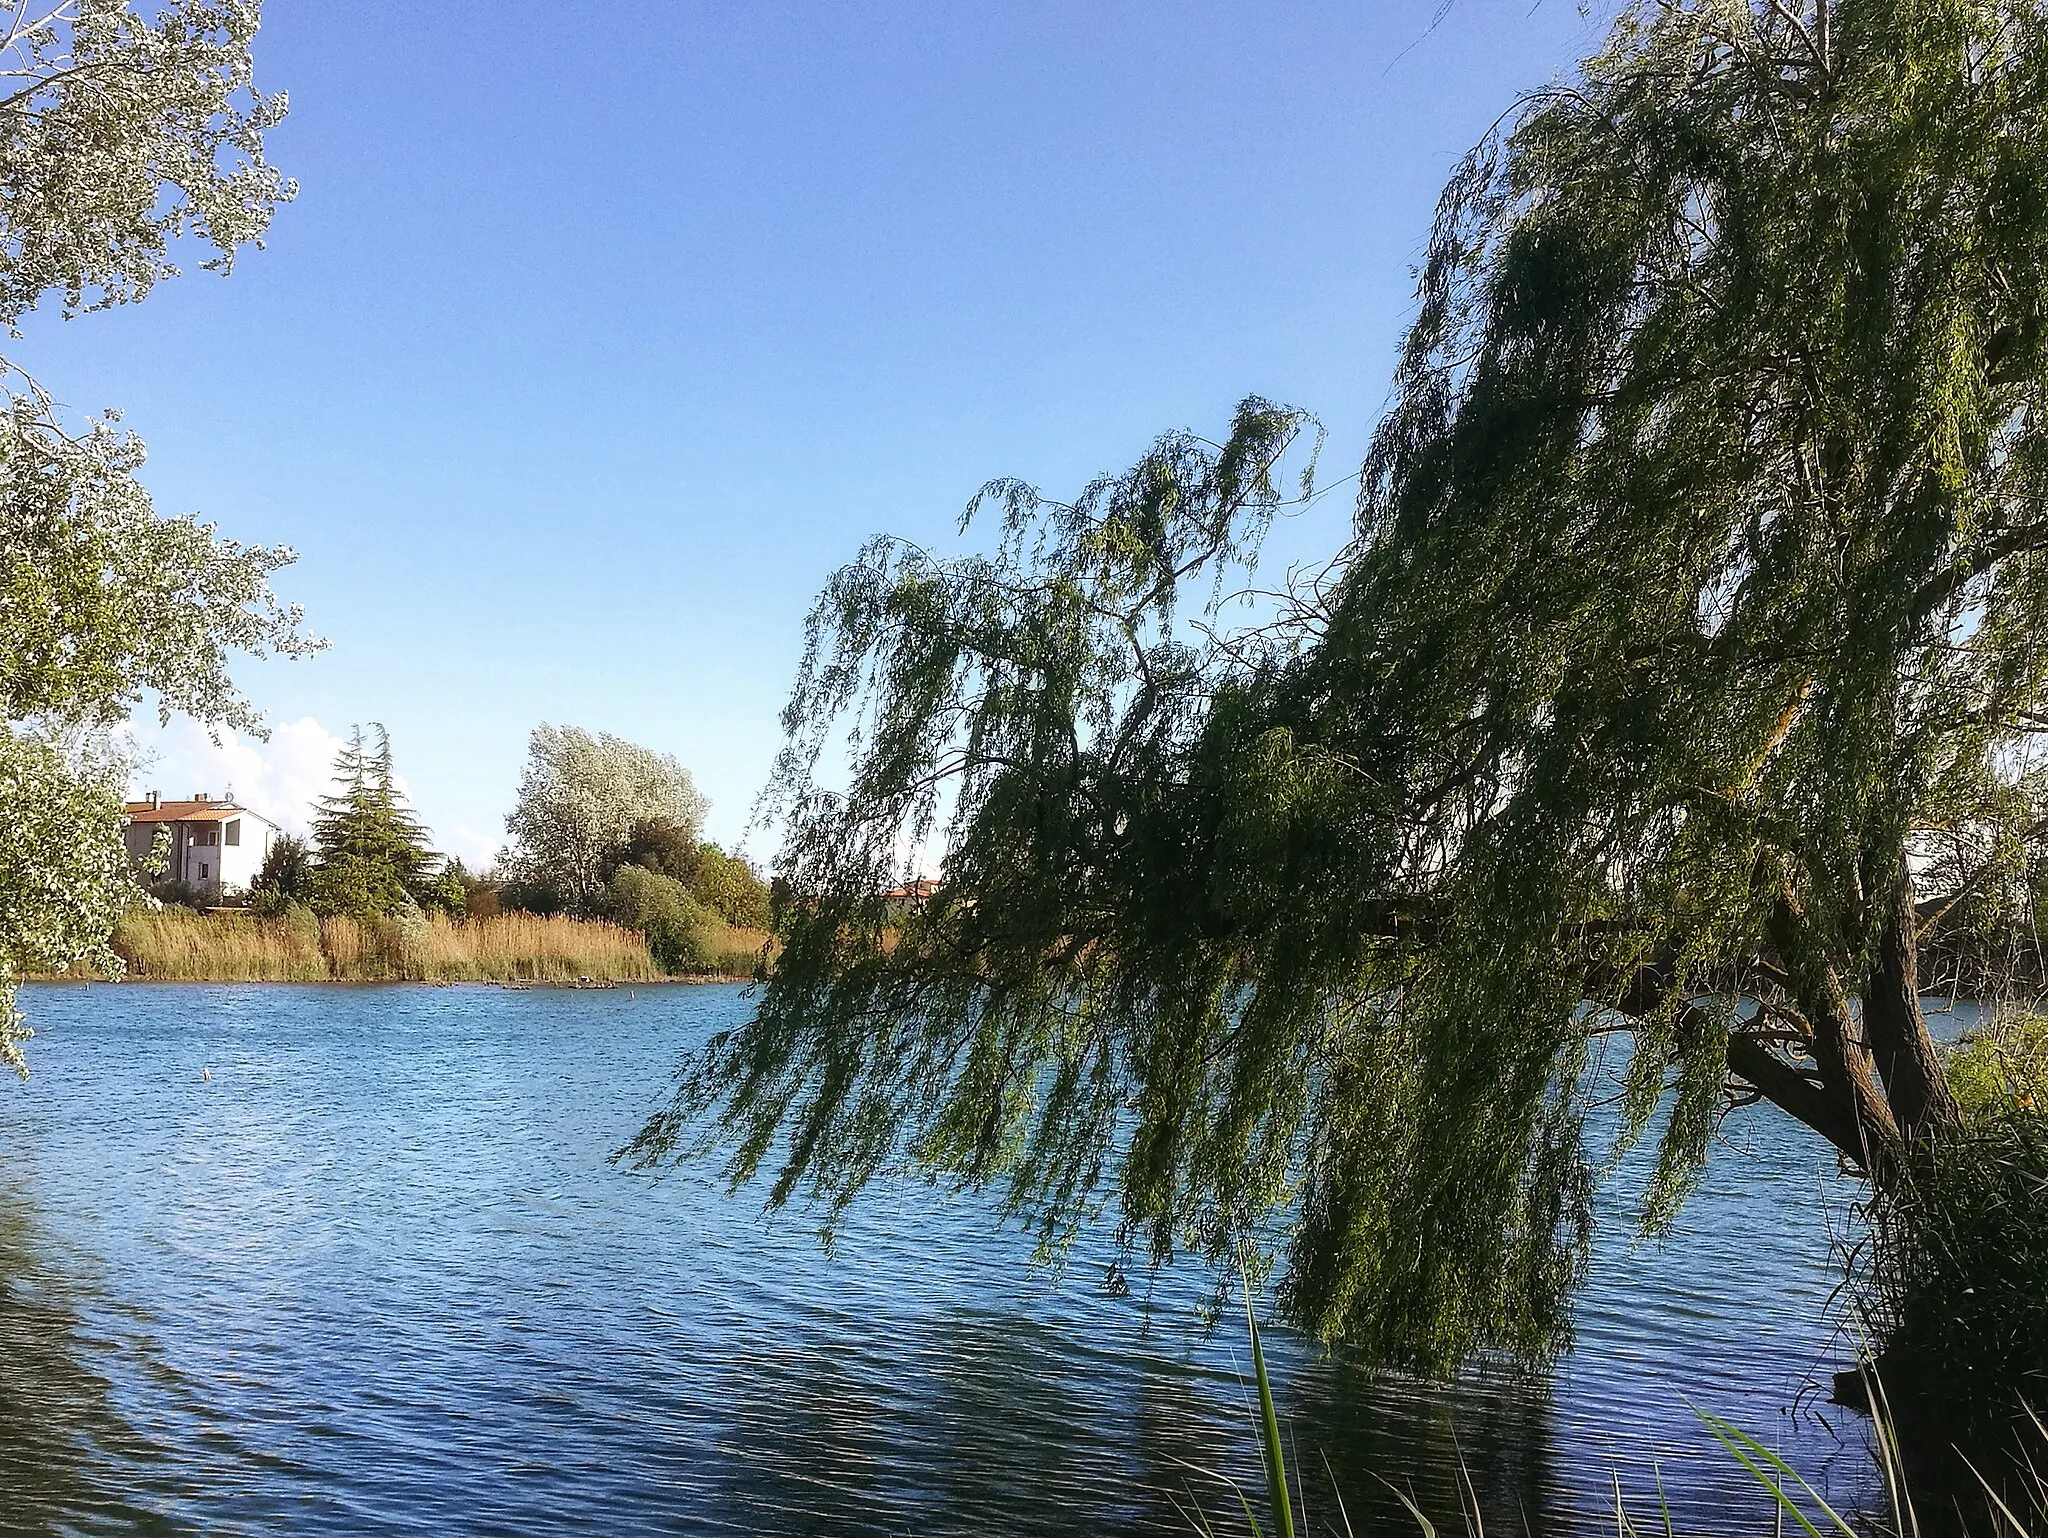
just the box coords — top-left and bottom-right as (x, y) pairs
(1171, 1484), (1223, 1538)
(1457, 1441), (1484, 1538)
(1855, 1360), (1918, 1538)
(1163, 1453), (1263, 1538)
(1611, 1469), (1635, 1538)
(1320, 1450), (1358, 1538)
(1377, 1476), (1440, 1538)
(1961, 1452), (2031, 1537)
(1695, 1409), (1854, 1538)
(1243, 1275), (1297, 1538)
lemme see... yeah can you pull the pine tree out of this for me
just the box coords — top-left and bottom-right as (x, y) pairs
(307, 725), (438, 917)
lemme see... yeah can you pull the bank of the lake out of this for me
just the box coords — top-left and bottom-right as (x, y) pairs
(0, 983), (1882, 1536)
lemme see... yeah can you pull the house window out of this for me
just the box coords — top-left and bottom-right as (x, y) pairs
(199, 863), (209, 880)
(225, 819), (240, 847)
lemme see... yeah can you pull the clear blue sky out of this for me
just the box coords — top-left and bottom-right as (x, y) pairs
(23, 0), (1608, 863)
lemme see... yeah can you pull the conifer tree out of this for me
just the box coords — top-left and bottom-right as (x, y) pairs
(307, 725), (438, 917)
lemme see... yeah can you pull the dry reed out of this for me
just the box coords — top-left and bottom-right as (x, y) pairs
(109, 909), (328, 982)
(105, 908), (665, 983)
(692, 923), (777, 979)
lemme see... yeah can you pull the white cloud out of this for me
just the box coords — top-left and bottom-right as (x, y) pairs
(442, 823), (502, 870)
(130, 716), (347, 837)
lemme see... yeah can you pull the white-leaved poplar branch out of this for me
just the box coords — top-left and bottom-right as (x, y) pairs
(503, 726), (712, 913)
(0, 1), (310, 1072)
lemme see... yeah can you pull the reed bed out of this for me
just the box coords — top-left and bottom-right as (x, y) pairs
(109, 909), (328, 982)
(107, 908), (665, 983)
(691, 923), (777, 979)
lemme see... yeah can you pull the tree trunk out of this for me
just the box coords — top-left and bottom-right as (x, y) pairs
(1864, 865), (1958, 1137)
(1805, 972), (1901, 1184)
(1757, 887), (1902, 1184)
(1725, 1029), (1868, 1163)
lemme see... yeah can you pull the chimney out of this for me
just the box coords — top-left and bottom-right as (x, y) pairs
(147, 791), (160, 810)
(195, 791), (208, 804)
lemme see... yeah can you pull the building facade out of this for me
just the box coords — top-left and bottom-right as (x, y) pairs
(122, 793), (281, 906)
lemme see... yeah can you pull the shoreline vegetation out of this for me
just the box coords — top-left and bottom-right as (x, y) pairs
(30, 907), (774, 985)
(57, 726), (786, 989)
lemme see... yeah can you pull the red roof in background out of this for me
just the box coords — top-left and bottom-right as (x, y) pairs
(122, 800), (264, 824)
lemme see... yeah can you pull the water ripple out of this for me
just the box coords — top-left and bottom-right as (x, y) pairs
(0, 984), (1883, 1536)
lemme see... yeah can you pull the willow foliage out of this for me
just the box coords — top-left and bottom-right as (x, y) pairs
(637, 0), (2048, 1371)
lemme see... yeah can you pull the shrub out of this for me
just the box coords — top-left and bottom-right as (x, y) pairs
(498, 876), (567, 916)
(1949, 1009), (2048, 1116)
(690, 844), (771, 929)
(604, 817), (703, 887)
(305, 854), (411, 919)
(1858, 1008), (2048, 1500)
(445, 858), (502, 918)
(413, 865), (468, 916)
(250, 834), (314, 915)
(601, 864), (716, 974)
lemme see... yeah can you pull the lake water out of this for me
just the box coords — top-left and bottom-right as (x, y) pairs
(1, 983), (1887, 1536)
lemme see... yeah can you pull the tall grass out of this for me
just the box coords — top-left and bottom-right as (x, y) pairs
(1207, 1279), (2048, 1538)
(1850, 1008), (2048, 1518)
(321, 911), (662, 982)
(1856, 1106), (2048, 1523)
(689, 922), (777, 979)
(107, 907), (666, 983)
(109, 908), (329, 982)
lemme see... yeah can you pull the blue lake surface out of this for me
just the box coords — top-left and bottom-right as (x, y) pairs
(1, 983), (1887, 1535)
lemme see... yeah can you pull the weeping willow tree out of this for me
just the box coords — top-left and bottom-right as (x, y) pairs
(635, 0), (2048, 1371)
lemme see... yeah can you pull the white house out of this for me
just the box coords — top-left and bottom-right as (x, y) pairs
(122, 792), (281, 906)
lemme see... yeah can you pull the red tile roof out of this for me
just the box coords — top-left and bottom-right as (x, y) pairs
(123, 800), (251, 824)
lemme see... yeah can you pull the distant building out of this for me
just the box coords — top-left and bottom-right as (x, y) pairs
(122, 792), (281, 906)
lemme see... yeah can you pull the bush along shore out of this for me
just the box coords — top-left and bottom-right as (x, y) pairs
(36, 906), (774, 985)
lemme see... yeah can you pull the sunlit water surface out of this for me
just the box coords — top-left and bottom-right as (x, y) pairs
(1, 984), (1890, 1536)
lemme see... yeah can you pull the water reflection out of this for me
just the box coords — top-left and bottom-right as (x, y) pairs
(690, 1301), (1358, 1536)
(0, 1185), (182, 1536)
(1285, 1360), (1554, 1536)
